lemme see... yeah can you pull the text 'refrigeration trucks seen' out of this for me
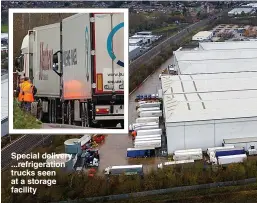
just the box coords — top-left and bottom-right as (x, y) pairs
(15, 13), (125, 128)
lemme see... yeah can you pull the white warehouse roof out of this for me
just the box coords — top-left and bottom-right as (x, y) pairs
(199, 41), (257, 50)
(174, 49), (257, 62)
(228, 8), (253, 15)
(161, 72), (257, 123)
(192, 31), (213, 39)
(176, 58), (257, 74)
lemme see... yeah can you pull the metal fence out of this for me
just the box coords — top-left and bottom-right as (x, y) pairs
(50, 178), (257, 203)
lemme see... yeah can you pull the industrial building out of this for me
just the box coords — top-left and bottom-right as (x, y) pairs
(173, 49), (257, 64)
(129, 45), (141, 61)
(161, 72), (257, 154)
(174, 58), (257, 74)
(228, 8), (254, 16)
(1, 74), (8, 137)
(161, 43), (257, 154)
(192, 31), (213, 41)
(199, 41), (257, 50)
(129, 38), (144, 46)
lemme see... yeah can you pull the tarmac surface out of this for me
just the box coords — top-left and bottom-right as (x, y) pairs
(97, 134), (165, 174)
(128, 55), (175, 125)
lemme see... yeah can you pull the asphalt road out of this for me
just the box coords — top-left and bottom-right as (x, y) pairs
(1, 134), (52, 171)
(128, 56), (175, 125)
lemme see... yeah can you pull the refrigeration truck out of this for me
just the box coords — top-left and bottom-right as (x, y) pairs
(14, 13), (124, 128)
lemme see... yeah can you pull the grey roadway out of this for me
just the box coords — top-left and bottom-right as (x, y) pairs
(128, 56), (175, 125)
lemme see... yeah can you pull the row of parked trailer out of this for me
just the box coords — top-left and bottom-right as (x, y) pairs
(104, 137), (257, 176)
(127, 97), (163, 158)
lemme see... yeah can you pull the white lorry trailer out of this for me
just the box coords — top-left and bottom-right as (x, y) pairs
(138, 102), (161, 109)
(217, 154), (247, 165)
(135, 135), (162, 140)
(133, 124), (159, 132)
(136, 117), (159, 124)
(139, 110), (162, 118)
(137, 107), (160, 113)
(137, 129), (162, 137)
(104, 165), (143, 176)
(157, 160), (194, 169)
(207, 146), (235, 156)
(223, 137), (257, 153)
(15, 13), (124, 128)
(134, 140), (161, 148)
(132, 122), (159, 130)
(173, 151), (203, 161)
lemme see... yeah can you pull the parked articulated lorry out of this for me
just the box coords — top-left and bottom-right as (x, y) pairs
(104, 165), (143, 176)
(15, 13), (124, 128)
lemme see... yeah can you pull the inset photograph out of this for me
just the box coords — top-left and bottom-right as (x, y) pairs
(9, 8), (129, 134)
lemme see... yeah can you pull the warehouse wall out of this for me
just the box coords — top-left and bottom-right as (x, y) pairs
(166, 117), (257, 154)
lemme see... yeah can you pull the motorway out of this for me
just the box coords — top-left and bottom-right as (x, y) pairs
(1, 134), (52, 171)
(128, 56), (174, 125)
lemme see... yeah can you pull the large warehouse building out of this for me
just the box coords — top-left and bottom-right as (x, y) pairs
(161, 73), (257, 154)
(161, 42), (257, 154)
(199, 41), (257, 51)
(173, 49), (257, 74)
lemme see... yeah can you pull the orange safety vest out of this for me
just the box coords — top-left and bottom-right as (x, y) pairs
(19, 81), (34, 102)
(18, 83), (24, 102)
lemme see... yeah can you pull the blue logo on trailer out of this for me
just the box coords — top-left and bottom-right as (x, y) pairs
(107, 22), (124, 67)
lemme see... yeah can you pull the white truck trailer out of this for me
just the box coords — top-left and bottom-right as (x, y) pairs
(137, 129), (162, 137)
(174, 148), (202, 155)
(136, 117), (159, 124)
(207, 146), (235, 156)
(135, 137), (161, 142)
(137, 107), (160, 113)
(135, 135), (162, 140)
(139, 110), (162, 118)
(104, 165), (143, 176)
(157, 160), (194, 169)
(173, 151), (203, 161)
(133, 125), (159, 132)
(217, 154), (247, 165)
(134, 140), (161, 148)
(15, 13), (125, 128)
(223, 137), (257, 152)
(132, 122), (159, 130)
(138, 102), (161, 109)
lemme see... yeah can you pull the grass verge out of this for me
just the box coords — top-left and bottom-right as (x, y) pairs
(108, 183), (257, 203)
(13, 100), (42, 129)
(1, 24), (8, 33)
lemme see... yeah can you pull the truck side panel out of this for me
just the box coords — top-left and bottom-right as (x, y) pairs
(94, 13), (124, 94)
(62, 14), (92, 100)
(33, 23), (60, 97)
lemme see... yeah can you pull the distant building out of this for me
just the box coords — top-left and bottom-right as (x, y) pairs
(192, 31), (213, 41)
(129, 38), (144, 46)
(228, 8), (253, 16)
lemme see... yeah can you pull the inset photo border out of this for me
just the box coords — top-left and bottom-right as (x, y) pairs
(9, 8), (129, 134)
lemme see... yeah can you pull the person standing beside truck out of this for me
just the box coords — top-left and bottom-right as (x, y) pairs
(17, 77), (37, 112)
(16, 76), (25, 109)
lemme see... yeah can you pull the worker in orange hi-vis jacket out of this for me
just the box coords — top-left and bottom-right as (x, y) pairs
(131, 131), (137, 140)
(17, 77), (37, 112)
